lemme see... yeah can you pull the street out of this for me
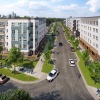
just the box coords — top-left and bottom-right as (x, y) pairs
(0, 26), (94, 100)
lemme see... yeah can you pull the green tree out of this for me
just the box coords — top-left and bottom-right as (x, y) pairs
(89, 61), (100, 84)
(0, 46), (3, 54)
(0, 89), (31, 100)
(70, 35), (75, 42)
(82, 51), (90, 66)
(44, 51), (51, 60)
(74, 39), (79, 50)
(6, 47), (24, 73)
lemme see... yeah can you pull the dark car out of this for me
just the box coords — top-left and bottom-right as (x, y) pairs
(70, 47), (75, 52)
(59, 42), (63, 46)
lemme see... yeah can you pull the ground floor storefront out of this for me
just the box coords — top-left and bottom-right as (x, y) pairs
(79, 38), (99, 60)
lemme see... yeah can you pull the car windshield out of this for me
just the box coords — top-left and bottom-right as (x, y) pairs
(70, 61), (75, 64)
(49, 73), (54, 77)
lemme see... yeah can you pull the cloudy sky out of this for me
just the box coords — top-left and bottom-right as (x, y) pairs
(0, 0), (100, 18)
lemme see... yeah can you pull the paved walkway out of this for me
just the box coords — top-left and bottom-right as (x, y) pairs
(32, 54), (47, 79)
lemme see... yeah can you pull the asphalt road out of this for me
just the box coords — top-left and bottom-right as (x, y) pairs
(0, 26), (94, 100)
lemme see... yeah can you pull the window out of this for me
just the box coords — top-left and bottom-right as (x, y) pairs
(96, 36), (98, 41)
(96, 29), (98, 33)
(12, 23), (15, 26)
(93, 21), (95, 25)
(23, 44), (26, 48)
(7, 29), (8, 32)
(12, 30), (15, 34)
(96, 21), (98, 25)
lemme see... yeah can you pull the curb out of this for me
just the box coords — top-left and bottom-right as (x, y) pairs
(9, 76), (47, 84)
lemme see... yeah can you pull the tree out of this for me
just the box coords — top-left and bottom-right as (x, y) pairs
(0, 89), (31, 100)
(6, 47), (24, 73)
(0, 46), (3, 54)
(70, 35), (75, 42)
(82, 51), (90, 66)
(74, 39), (79, 50)
(89, 61), (100, 84)
(44, 51), (51, 60)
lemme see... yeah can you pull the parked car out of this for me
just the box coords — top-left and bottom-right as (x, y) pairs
(59, 42), (63, 46)
(69, 59), (75, 67)
(0, 77), (10, 85)
(46, 69), (59, 82)
(70, 47), (75, 52)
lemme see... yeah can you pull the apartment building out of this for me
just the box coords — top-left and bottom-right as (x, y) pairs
(0, 18), (46, 56)
(66, 16), (100, 60)
(66, 17), (80, 37)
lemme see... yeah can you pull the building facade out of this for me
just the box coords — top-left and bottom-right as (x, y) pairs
(0, 18), (46, 56)
(66, 17), (80, 37)
(66, 16), (100, 60)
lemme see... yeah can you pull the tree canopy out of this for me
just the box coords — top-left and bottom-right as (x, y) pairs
(89, 61), (100, 84)
(6, 47), (24, 71)
(82, 51), (90, 66)
(0, 89), (31, 100)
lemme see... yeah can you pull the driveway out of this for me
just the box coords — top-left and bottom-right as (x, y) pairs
(0, 26), (94, 100)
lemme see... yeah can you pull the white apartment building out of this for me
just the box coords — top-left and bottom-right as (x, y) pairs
(66, 16), (100, 60)
(66, 17), (80, 36)
(0, 18), (46, 56)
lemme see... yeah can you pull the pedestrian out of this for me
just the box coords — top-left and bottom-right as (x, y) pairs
(96, 89), (100, 96)
(77, 72), (81, 79)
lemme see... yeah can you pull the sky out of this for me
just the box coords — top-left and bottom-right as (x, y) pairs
(0, 0), (100, 18)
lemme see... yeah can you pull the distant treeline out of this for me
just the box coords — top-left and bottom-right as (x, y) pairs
(46, 18), (65, 26)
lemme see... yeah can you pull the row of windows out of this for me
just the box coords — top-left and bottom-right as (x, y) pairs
(81, 26), (98, 33)
(12, 23), (28, 27)
(81, 20), (98, 26)
(12, 37), (27, 41)
(81, 35), (98, 49)
(12, 30), (28, 34)
(81, 31), (98, 41)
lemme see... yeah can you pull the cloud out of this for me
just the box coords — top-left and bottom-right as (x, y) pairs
(86, 0), (100, 12)
(51, 0), (62, 2)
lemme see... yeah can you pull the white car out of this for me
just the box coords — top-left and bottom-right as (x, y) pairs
(69, 59), (75, 67)
(47, 69), (59, 82)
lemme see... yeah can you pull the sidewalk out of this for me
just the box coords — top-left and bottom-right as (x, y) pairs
(32, 54), (47, 79)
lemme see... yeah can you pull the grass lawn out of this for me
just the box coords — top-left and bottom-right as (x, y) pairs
(42, 60), (53, 73)
(0, 68), (38, 81)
